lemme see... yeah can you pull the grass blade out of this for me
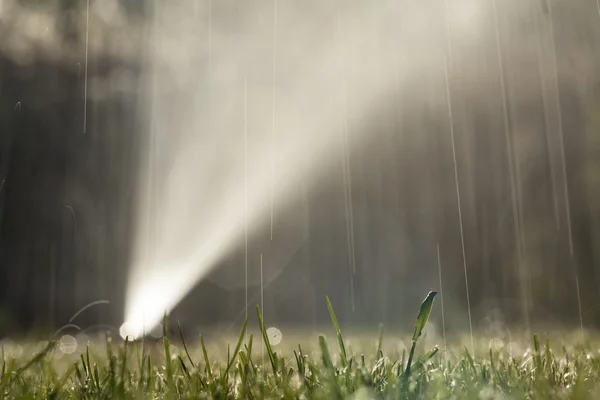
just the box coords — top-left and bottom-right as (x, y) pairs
(326, 296), (348, 367)
(222, 316), (247, 383)
(376, 323), (384, 360)
(412, 291), (437, 342)
(17, 341), (56, 374)
(200, 335), (212, 380)
(178, 321), (195, 369)
(256, 305), (278, 374)
(405, 292), (437, 377)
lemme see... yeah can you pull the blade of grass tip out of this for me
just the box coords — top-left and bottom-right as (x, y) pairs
(318, 335), (343, 399)
(106, 333), (115, 372)
(318, 335), (334, 372)
(86, 346), (96, 389)
(146, 355), (152, 389)
(93, 363), (100, 392)
(545, 336), (553, 373)
(376, 323), (384, 360)
(293, 351), (302, 376)
(200, 335), (212, 380)
(256, 305), (278, 374)
(247, 333), (253, 359)
(223, 316), (247, 383)
(74, 362), (83, 386)
(79, 353), (88, 379)
(405, 291), (437, 377)
(245, 333), (255, 375)
(137, 354), (145, 388)
(17, 340), (56, 374)
(178, 355), (191, 381)
(0, 359), (15, 391)
(465, 346), (477, 375)
(533, 334), (542, 375)
(412, 291), (437, 343)
(411, 346), (439, 374)
(177, 321), (195, 369)
(326, 296), (348, 367)
(489, 348), (498, 381)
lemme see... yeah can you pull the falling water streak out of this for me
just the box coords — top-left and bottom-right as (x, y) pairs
(596, 0), (600, 21)
(260, 254), (264, 365)
(335, 0), (356, 312)
(546, 0), (584, 340)
(83, 0), (89, 134)
(53, 324), (83, 337)
(0, 180), (4, 193)
(13, 102), (21, 112)
(533, 0), (560, 231)
(509, 87), (530, 314)
(436, 244), (447, 361)
(492, 0), (530, 334)
(270, 0), (277, 241)
(244, 76), (248, 321)
(443, 57), (474, 356)
(68, 300), (110, 323)
(207, 0), (212, 135)
(443, 0), (453, 68)
(64, 206), (78, 237)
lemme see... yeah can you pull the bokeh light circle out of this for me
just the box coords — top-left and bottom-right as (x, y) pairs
(266, 327), (282, 346)
(59, 335), (78, 354)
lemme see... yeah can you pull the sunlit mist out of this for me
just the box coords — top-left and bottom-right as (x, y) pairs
(122, 0), (451, 338)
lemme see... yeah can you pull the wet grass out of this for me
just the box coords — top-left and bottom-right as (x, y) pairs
(1, 293), (600, 399)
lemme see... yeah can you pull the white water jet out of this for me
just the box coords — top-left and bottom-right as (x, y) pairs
(121, 0), (485, 339)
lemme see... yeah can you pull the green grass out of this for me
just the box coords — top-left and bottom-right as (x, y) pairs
(1, 293), (600, 399)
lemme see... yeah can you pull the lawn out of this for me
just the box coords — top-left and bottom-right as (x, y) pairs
(1, 292), (599, 399)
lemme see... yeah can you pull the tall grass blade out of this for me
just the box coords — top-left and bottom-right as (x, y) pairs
(256, 305), (278, 374)
(17, 341), (56, 374)
(178, 321), (195, 369)
(200, 335), (212, 380)
(412, 291), (437, 342)
(222, 316), (247, 383)
(405, 292), (437, 377)
(326, 296), (348, 367)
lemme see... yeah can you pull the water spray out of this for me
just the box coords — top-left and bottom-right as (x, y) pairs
(120, 0), (486, 339)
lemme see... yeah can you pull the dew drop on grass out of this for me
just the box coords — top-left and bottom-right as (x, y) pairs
(59, 335), (78, 355)
(266, 327), (282, 346)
